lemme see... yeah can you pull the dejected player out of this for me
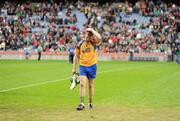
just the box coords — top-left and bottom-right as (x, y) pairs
(72, 28), (102, 110)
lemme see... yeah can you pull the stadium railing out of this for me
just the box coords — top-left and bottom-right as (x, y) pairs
(0, 51), (170, 62)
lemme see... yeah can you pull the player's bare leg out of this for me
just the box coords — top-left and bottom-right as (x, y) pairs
(80, 76), (86, 101)
(77, 76), (86, 110)
(88, 80), (94, 109)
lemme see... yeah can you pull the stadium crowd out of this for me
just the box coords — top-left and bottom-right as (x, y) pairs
(0, 0), (180, 54)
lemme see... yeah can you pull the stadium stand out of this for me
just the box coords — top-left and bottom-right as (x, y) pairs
(0, 0), (179, 61)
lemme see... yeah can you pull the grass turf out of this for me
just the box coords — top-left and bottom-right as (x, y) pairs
(0, 60), (180, 121)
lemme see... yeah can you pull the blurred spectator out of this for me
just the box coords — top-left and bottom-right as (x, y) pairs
(0, 0), (179, 55)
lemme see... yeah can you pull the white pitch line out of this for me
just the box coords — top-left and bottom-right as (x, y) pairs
(0, 78), (70, 93)
(97, 63), (165, 74)
(0, 64), (166, 93)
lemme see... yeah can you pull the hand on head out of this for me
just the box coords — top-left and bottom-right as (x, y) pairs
(86, 28), (93, 37)
(86, 28), (93, 32)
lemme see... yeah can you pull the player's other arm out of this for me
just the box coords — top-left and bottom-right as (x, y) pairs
(72, 50), (79, 74)
(87, 28), (102, 46)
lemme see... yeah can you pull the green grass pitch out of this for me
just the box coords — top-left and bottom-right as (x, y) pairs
(0, 60), (180, 121)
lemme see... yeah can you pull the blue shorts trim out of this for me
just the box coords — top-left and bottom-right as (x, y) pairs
(79, 64), (97, 80)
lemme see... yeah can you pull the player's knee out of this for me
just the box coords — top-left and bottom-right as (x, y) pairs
(89, 82), (93, 89)
(80, 82), (85, 88)
(89, 85), (93, 89)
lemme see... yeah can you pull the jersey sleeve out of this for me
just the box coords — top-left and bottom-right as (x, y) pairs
(74, 40), (82, 55)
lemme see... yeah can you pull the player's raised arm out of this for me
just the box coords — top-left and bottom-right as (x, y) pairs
(86, 28), (102, 46)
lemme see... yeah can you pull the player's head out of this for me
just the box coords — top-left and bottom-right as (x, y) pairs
(85, 30), (93, 42)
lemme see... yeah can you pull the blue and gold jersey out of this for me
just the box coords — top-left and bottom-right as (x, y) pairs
(75, 40), (98, 67)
